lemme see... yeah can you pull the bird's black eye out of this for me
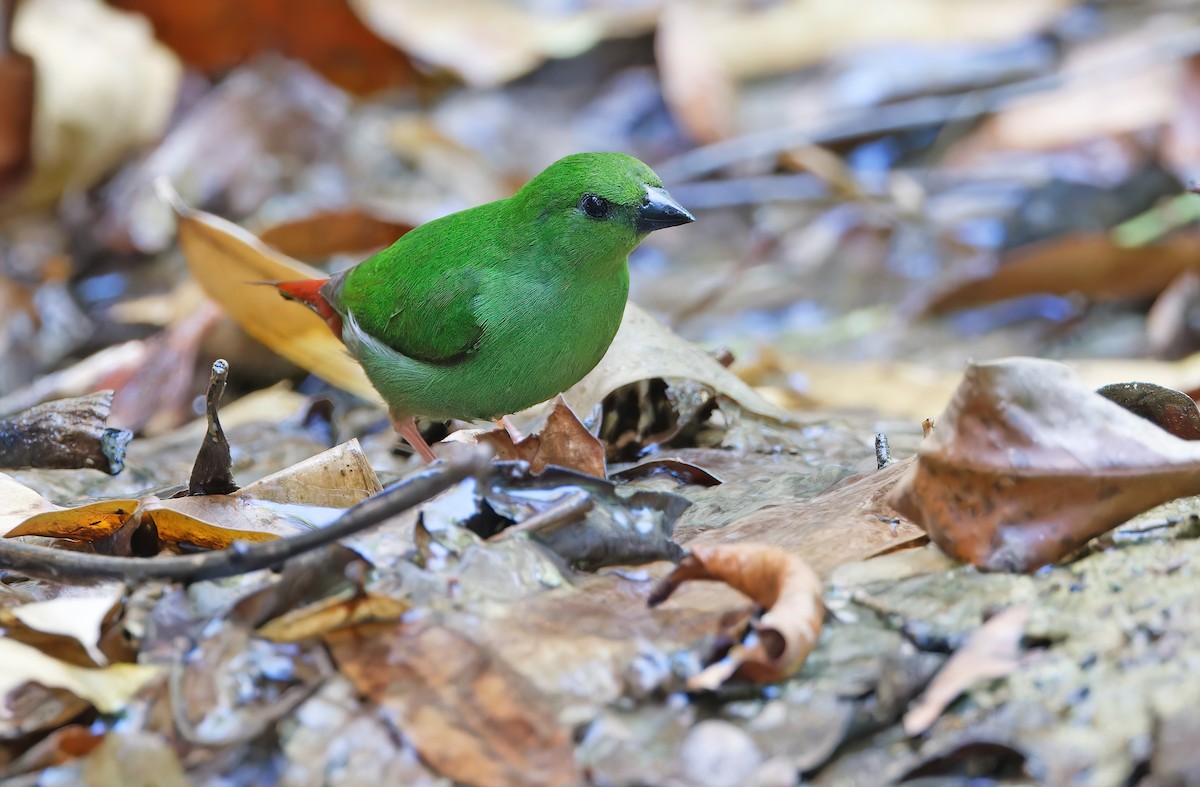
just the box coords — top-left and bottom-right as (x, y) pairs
(579, 193), (611, 220)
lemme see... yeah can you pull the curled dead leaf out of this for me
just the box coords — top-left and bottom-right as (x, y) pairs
(891, 357), (1200, 572)
(649, 543), (823, 688)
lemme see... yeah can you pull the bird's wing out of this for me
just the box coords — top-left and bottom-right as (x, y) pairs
(324, 258), (485, 366)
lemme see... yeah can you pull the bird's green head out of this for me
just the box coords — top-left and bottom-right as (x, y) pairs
(514, 152), (694, 269)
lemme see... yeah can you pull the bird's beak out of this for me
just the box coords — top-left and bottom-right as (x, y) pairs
(637, 185), (695, 233)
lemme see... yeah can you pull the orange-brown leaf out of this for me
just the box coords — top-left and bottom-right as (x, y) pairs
(111, 0), (417, 95)
(650, 542), (823, 687)
(142, 507), (280, 551)
(6, 500), (140, 541)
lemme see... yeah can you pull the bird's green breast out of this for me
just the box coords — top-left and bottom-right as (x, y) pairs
(347, 258), (630, 421)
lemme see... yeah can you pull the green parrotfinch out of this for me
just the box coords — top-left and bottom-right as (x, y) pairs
(275, 152), (694, 462)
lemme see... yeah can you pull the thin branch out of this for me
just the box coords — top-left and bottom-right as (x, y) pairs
(0, 451), (490, 583)
(489, 491), (593, 541)
(657, 27), (1200, 183)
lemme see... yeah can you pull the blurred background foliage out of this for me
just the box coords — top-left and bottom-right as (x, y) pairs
(3, 0), (1200, 433)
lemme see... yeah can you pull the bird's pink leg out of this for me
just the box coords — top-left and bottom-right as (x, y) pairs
(391, 413), (438, 463)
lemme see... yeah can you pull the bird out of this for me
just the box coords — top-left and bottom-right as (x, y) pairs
(273, 152), (694, 462)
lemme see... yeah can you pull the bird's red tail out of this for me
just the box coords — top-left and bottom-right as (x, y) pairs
(274, 279), (343, 337)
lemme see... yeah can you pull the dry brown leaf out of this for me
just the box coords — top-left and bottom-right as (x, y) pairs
(1, 724), (105, 776)
(72, 731), (188, 787)
(891, 357), (1200, 572)
(112, 0), (417, 95)
(326, 620), (580, 786)
(0, 638), (160, 714)
(921, 234), (1200, 316)
(258, 208), (414, 261)
(350, 0), (657, 88)
(458, 396), (606, 478)
(164, 181), (382, 403)
(7, 0), (180, 210)
(679, 460), (926, 577)
(650, 543), (823, 688)
(903, 606), (1031, 735)
(6, 499), (140, 540)
(758, 353), (1200, 423)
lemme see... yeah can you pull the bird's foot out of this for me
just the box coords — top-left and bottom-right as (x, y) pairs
(391, 414), (439, 463)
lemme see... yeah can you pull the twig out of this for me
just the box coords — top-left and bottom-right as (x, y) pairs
(669, 229), (779, 329)
(188, 359), (236, 495)
(0, 451), (490, 582)
(489, 491), (593, 541)
(875, 433), (892, 470)
(657, 27), (1200, 182)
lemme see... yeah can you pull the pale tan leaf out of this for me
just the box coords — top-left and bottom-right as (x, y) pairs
(237, 438), (383, 507)
(7, 585), (124, 666)
(0, 638), (161, 714)
(903, 606), (1031, 735)
(7, 0), (180, 210)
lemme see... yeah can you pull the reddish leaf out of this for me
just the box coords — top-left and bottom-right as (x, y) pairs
(891, 358), (1200, 572)
(1097, 381), (1200, 441)
(112, 0), (417, 95)
(472, 396), (607, 478)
